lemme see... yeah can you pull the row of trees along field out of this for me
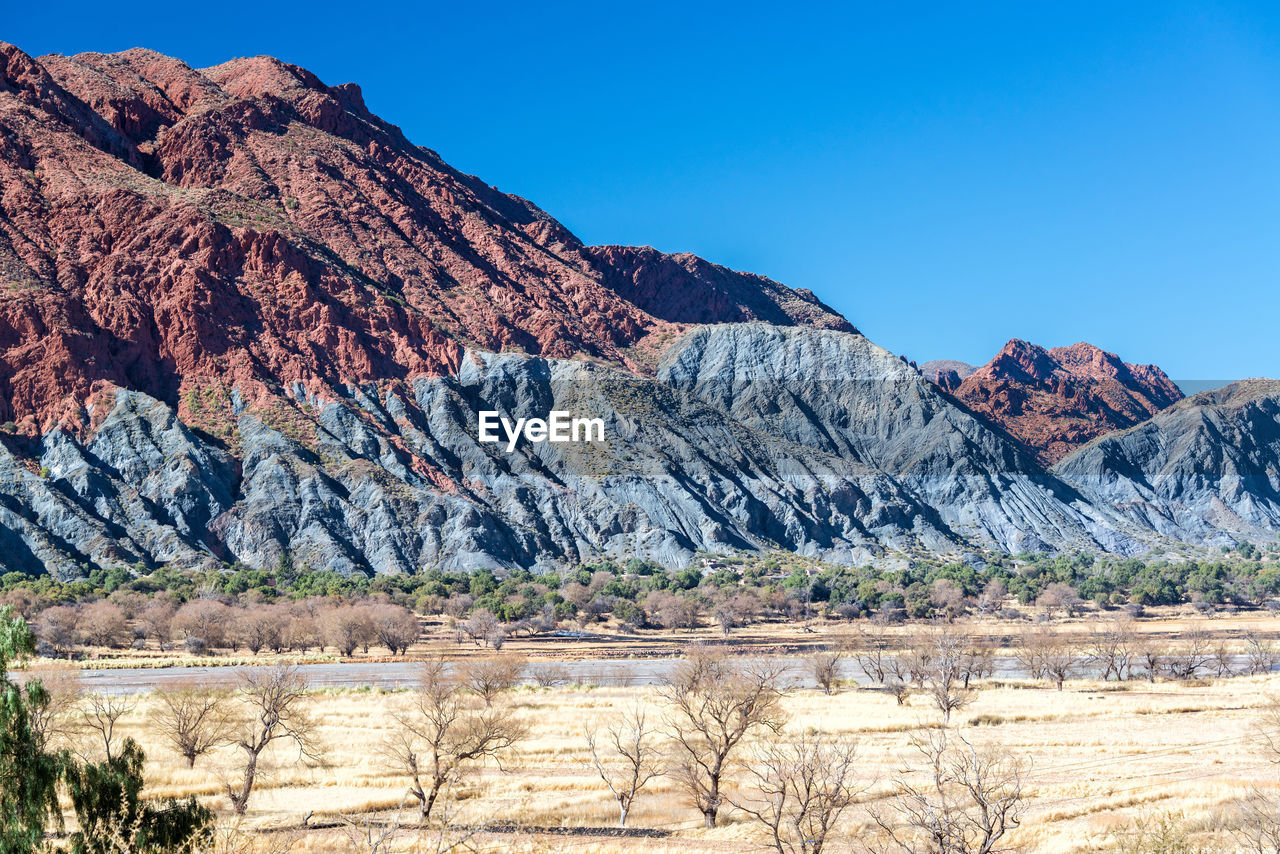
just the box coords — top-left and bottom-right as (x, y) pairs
(5, 607), (1280, 853)
(2, 546), (1280, 659)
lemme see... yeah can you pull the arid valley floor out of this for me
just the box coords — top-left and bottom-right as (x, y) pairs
(18, 612), (1280, 853)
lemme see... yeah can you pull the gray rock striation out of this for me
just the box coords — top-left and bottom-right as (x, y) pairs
(1054, 379), (1280, 546)
(2, 326), (1277, 580)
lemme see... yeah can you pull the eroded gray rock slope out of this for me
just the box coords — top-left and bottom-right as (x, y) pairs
(1, 325), (1275, 579)
(1054, 379), (1280, 546)
(658, 325), (1150, 555)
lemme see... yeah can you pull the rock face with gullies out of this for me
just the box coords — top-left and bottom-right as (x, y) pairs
(0, 40), (1275, 579)
(0, 389), (234, 578)
(4, 344), (965, 579)
(0, 42), (848, 436)
(658, 325), (1149, 555)
(1054, 379), (1280, 545)
(947, 340), (1184, 465)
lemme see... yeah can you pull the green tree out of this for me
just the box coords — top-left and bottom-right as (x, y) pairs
(65, 737), (212, 854)
(1, 605), (65, 853)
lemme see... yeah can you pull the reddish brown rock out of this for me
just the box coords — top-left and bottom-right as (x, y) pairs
(584, 245), (856, 332)
(0, 42), (850, 433)
(946, 339), (1184, 464)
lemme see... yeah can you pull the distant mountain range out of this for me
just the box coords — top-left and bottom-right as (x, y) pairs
(1, 42), (1277, 578)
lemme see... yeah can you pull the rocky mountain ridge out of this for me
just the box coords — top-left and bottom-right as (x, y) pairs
(1055, 378), (1280, 547)
(0, 42), (1276, 579)
(0, 42), (846, 438)
(940, 339), (1184, 465)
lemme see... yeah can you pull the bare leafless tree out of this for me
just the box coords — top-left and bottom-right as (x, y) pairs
(457, 608), (500, 647)
(226, 665), (319, 815)
(1134, 634), (1169, 683)
(1013, 629), (1046, 681)
(1165, 624), (1214, 680)
(77, 600), (132, 649)
(975, 579), (1007, 617)
(35, 604), (80, 657)
(1230, 791), (1280, 854)
(960, 636), (995, 688)
(1019, 625), (1077, 690)
(586, 704), (663, 827)
(888, 679), (912, 706)
(871, 728), (1027, 854)
(1230, 699), (1280, 853)
(918, 628), (972, 722)
(282, 608), (321, 653)
(78, 692), (135, 761)
(1245, 631), (1279, 676)
(153, 683), (235, 767)
(139, 599), (177, 651)
(644, 591), (701, 631)
(849, 625), (892, 684)
(729, 731), (862, 854)
(1212, 637), (1236, 678)
(382, 659), (526, 822)
(234, 606), (281, 655)
(321, 605), (375, 657)
(902, 628), (937, 686)
(713, 593), (760, 636)
(369, 604), (420, 655)
(528, 661), (570, 687)
(457, 655), (526, 706)
(929, 579), (968, 622)
(1084, 617), (1135, 681)
(17, 663), (84, 751)
(174, 599), (234, 651)
(808, 648), (844, 695)
(660, 648), (789, 827)
(1036, 582), (1083, 618)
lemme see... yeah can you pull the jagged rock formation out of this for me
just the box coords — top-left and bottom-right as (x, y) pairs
(659, 325), (1148, 555)
(2, 346), (963, 578)
(0, 42), (847, 436)
(1055, 379), (1280, 545)
(944, 340), (1183, 465)
(584, 245), (856, 332)
(0, 41), (1275, 579)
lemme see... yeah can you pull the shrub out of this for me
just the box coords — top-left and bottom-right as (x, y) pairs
(65, 738), (212, 854)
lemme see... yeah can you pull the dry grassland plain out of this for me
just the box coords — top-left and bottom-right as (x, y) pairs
(27, 612), (1280, 853)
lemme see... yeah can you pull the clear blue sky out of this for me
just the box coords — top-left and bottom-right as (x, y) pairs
(9, 1), (1280, 383)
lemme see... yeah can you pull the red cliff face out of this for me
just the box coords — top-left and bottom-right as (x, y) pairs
(0, 43), (851, 434)
(946, 339), (1184, 464)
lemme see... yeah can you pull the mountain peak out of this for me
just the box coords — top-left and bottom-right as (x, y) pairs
(943, 339), (1183, 464)
(0, 44), (851, 434)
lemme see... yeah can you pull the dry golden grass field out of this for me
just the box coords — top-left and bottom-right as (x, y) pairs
(27, 610), (1280, 854)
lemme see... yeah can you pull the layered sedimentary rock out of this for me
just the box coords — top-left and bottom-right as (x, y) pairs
(0, 41), (1275, 579)
(4, 346), (964, 578)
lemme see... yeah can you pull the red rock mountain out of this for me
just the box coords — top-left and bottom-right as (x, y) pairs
(941, 339), (1183, 464)
(0, 43), (852, 434)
